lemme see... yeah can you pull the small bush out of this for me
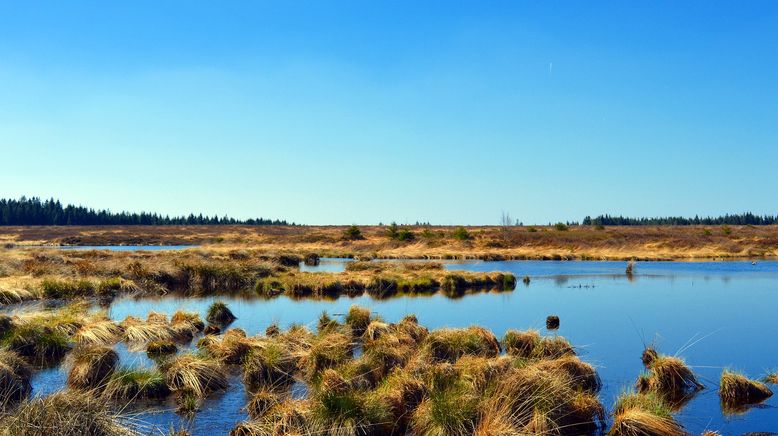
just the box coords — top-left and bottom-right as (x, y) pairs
(452, 227), (472, 241)
(342, 225), (364, 241)
(554, 223), (569, 231)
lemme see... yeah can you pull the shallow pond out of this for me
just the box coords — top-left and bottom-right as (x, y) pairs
(29, 260), (778, 434)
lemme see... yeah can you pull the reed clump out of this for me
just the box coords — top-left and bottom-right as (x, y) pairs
(719, 370), (773, 413)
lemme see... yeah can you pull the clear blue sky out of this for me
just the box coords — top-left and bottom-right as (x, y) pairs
(1, 1), (776, 224)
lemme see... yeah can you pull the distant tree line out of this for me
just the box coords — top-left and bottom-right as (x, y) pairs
(0, 197), (292, 226)
(582, 213), (778, 226)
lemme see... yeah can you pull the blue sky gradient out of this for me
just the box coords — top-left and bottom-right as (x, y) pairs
(1, 1), (776, 224)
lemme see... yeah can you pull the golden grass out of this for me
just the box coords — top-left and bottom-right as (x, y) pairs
(0, 390), (139, 435)
(102, 367), (171, 401)
(638, 352), (703, 403)
(0, 348), (32, 409)
(66, 345), (118, 389)
(609, 391), (684, 436)
(74, 320), (124, 345)
(121, 316), (174, 343)
(162, 353), (228, 398)
(5, 223), (778, 260)
(719, 370), (773, 413)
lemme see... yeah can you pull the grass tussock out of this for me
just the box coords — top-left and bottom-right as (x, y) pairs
(147, 340), (178, 356)
(199, 328), (251, 364)
(502, 329), (575, 360)
(74, 320), (123, 345)
(344, 305), (372, 336)
(102, 367), (171, 401)
(0, 348), (32, 409)
(66, 345), (118, 389)
(162, 353), (228, 398)
(243, 341), (297, 389)
(637, 351), (703, 403)
(0, 390), (137, 435)
(246, 387), (283, 419)
(422, 326), (500, 363)
(121, 316), (174, 344)
(719, 370), (773, 413)
(206, 301), (236, 325)
(608, 391), (684, 436)
(2, 322), (72, 365)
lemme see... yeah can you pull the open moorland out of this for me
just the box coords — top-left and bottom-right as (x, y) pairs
(3, 224), (778, 260)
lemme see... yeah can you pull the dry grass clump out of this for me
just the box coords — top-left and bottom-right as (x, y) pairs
(246, 387), (283, 419)
(307, 369), (391, 435)
(121, 316), (174, 344)
(147, 340), (177, 356)
(410, 364), (480, 435)
(535, 355), (601, 393)
(0, 286), (37, 305)
(719, 370), (773, 413)
(242, 340), (297, 389)
(300, 331), (354, 380)
(477, 364), (604, 435)
(344, 305), (372, 336)
(608, 391), (684, 436)
(74, 320), (123, 345)
(233, 399), (313, 435)
(0, 390), (137, 435)
(317, 311), (341, 334)
(199, 328), (252, 364)
(637, 351), (703, 403)
(501, 329), (575, 360)
(66, 345), (118, 389)
(422, 326), (500, 363)
(765, 372), (778, 384)
(3, 322), (71, 365)
(162, 352), (228, 398)
(171, 310), (205, 332)
(0, 348), (32, 408)
(206, 301), (236, 325)
(102, 367), (171, 401)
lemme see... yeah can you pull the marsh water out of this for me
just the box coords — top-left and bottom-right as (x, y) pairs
(27, 260), (778, 434)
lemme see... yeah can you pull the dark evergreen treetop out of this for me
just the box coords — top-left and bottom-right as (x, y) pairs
(0, 197), (292, 226)
(582, 213), (778, 226)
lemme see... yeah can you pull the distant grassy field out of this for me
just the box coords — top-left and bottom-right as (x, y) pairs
(2, 224), (778, 260)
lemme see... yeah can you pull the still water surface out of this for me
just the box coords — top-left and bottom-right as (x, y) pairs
(30, 260), (778, 434)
